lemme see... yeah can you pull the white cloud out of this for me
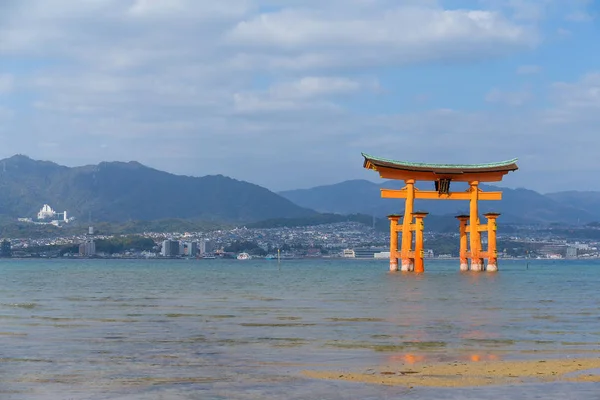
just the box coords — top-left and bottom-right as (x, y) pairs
(548, 73), (600, 115)
(228, 8), (532, 48)
(504, 0), (551, 20)
(269, 77), (376, 99)
(0, 74), (14, 94)
(485, 88), (533, 106)
(0, 2), (538, 74)
(231, 76), (372, 113)
(565, 11), (594, 22)
(127, 0), (251, 19)
(226, 7), (537, 70)
(232, 93), (339, 114)
(482, 0), (594, 22)
(557, 28), (572, 36)
(0, 106), (14, 120)
(517, 65), (541, 75)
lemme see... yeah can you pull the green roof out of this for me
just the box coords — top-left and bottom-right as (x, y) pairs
(361, 153), (519, 176)
(362, 153), (518, 170)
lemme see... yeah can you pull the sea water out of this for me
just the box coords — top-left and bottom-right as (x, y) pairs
(0, 258), (599, 399)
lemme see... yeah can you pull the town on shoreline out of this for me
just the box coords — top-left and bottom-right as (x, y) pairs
(2, 221), (599, 261)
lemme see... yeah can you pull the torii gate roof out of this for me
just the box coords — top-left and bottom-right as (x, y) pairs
(362, 153), (518, 182)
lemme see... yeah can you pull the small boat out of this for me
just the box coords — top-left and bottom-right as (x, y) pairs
(237, 252), (251, 260)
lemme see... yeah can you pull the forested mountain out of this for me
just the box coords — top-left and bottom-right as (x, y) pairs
(0, 155), (316, 222)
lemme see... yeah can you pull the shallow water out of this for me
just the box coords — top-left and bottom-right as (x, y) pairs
(0, 258), (599, 399)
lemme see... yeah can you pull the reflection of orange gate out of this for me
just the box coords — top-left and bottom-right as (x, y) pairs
(388, 353), (500, 364)
(362, 154), (518, 273)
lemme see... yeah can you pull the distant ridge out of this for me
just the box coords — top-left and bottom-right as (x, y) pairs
(0, 155), (316, 222)
(279, 180), (598, 224)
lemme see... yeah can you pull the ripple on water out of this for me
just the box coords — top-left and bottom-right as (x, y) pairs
(325, 340), (448, 352)
(0, 358), (53, 363)
(532, 315), (558, 320)
(2, 303), (37, 309)
(326, 317), (386, 322)
(257, 337), (308, 347)
(243, 296), (282, 301)
(149, 335), (207, 344)
(240, 322), (316, 327)
(464, 339), (517, 347)
(165, 313), (204, 318)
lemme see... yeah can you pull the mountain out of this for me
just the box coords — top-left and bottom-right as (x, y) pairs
(545, 191), (600, 222)
(279, 180), (597, 224)
(277, 179), (402, 216)
(0, 155), (316, 222)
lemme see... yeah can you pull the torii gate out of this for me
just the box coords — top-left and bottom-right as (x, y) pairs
(362, 153), (518, 273)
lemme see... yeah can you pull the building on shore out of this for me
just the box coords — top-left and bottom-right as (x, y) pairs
(354, 247), (388, 259)
(180, 241), (198, 257)
(201, 240), (215, 255)
(374, 251), (390, 259)
(79, 240), (96, 257)
(161, 240), (180, 257)
(539, 244), (567, 258)
(0, 240), (11, 258)
(341, 249), (355, 258)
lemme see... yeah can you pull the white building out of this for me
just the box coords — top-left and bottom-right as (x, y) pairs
(374, 251), (390, 259)
(36, 204), (69, 223)
(37, 204), (56, 220)
(342, 249), (355, 258)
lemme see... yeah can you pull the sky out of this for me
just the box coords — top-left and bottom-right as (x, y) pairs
(0, 0), (598, 193)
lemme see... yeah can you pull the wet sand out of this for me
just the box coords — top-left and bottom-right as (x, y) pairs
(302, 357), (600, 387)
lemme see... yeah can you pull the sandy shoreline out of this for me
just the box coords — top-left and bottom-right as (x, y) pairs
(302, 357), (600, 387)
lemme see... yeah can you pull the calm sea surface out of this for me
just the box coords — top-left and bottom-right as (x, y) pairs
(1, 258), (599, 399)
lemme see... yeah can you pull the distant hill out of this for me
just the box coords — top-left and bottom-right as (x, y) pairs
(0, 155), (316, 222)
(280, 180), (597, 224)
(545, 191), (600, 222)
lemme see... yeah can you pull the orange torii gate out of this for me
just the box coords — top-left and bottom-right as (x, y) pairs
(362, 154), (518, 273)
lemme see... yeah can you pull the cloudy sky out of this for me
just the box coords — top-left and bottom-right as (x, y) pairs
(0, 0), (598, 192)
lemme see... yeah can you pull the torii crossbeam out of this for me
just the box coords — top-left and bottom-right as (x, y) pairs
(362, 153), (518, 273)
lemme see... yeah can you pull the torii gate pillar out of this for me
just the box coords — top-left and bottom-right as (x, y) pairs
(400, 179), (415, 272)
(484, 212), (500, 272)
(456, 215), (469, 271)
(387, 214), (401, 271)
(413, 211), (428, 273)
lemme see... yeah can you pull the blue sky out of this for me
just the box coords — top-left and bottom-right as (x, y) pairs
(0, 0), (598, 193)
